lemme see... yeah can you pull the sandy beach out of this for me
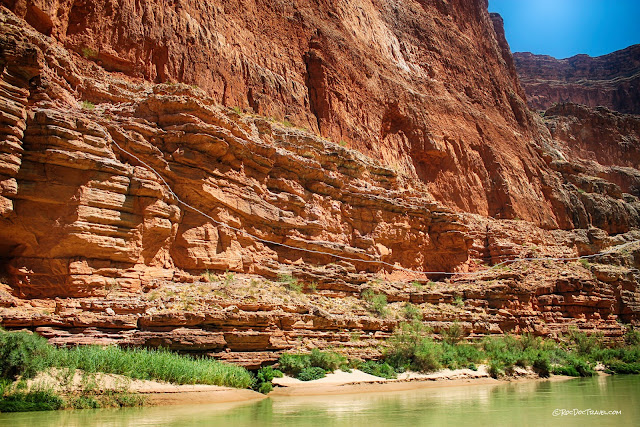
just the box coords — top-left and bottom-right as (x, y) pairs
(23, 367), (575, 406)
(268, 366), (574, 397)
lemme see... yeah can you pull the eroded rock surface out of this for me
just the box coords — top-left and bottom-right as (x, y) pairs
(0, 3), (639, 366)
(514, 45), (640, 114)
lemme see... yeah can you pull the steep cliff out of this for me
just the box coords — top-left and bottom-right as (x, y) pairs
(3, 0), (572, 226)
(514, 45), (640, 115)
(0, 2), (639, 365)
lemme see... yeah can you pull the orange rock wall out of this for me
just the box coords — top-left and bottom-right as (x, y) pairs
(4, 0), (573, 227)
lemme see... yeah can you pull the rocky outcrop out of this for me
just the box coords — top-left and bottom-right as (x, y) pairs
(514, 45), (640, 114)
(541, 103), (640, 234)
(1, 228), (638, 368)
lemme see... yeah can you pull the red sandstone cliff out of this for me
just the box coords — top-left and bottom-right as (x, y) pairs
(0, 2), (639, 363)
(3, 0), (569, 226)
(514, 45), (640, 115)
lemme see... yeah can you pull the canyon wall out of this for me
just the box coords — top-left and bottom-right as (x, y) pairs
(0, 2), (639, 364)
(3, 0), (571, 226)
(514, 45), (640, 114)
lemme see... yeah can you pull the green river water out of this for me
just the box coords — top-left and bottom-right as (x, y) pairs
(0, 375), (637, 426)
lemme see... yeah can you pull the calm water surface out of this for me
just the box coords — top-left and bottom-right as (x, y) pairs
(1, 375), (637, 427)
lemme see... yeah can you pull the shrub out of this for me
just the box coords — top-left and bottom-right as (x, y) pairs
(606, 361), (640, 375)
(81, 47), (97, 59)
(361, 289), (387, 317)
(278, 353), (310, 376)
(297, 367), (326, 381)
(253, 366), (283, 394)
(553, 357), (595, 377)
(488, 360), (504, 378)
(385, 321), (429, 369)
(532, 355), (551, 378)
(413, 339), (442, 372)
(403, 303), (422, 321)
(440, 343), (482, 369)
(258, 382), (273, 394)
(357, 361), (397, 379)
(624, 328), (640, 346)
(565, 328), (603, 355)
(385, 321), (443, 372)
(81, 100), (95, 110)
(278, 274), (302, 292)
(441, 322), (465, 345)
(309, 349), (346, 372)
(0, 330), (53, 380)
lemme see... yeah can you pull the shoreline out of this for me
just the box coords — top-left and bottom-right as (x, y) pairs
(133, 369), (577, 405)
(268, 368), (576, 398)
(15, 367), (581, 408)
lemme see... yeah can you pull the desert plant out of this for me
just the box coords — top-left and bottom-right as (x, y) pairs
(361, 289), (388, 316)
(297, 366), (326, 381)
(441, 321), (465, 345)
(309, 349), (347, 372)
(278, 274), (302, 292)
(81, 100), (95, 110)
(403, 303), (422, 321)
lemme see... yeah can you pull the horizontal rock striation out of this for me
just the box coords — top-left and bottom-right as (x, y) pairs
(1, 230), (638, 368)
(3, 0), (575, 226)
(0, 3), (639, 365)
(0, 9), (470, 299)
(514, 45), (640, 114)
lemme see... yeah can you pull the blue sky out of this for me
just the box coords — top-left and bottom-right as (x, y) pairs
(489, 0), (640, 58)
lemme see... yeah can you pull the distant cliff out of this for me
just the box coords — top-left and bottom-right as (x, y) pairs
(514, 45), (640, 114)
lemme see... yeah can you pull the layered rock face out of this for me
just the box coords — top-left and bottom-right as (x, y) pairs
(0, 2), (639, 366)
(0, 8), (469, 299)
(3, 0), (569, 226)
(540, 103), (640, 234)
(514, 45), (640, 114)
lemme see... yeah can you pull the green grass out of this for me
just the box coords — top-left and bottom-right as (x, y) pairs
(53, 345), (252, 388)
(0, 389), (64, 412)
(0, 329), (252, 389)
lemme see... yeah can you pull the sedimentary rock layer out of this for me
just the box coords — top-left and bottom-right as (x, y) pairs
(514, 45), (640, 114)
(0, 3), (639, 365)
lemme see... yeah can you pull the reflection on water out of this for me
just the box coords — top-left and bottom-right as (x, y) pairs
(0, 376), (637, 427)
